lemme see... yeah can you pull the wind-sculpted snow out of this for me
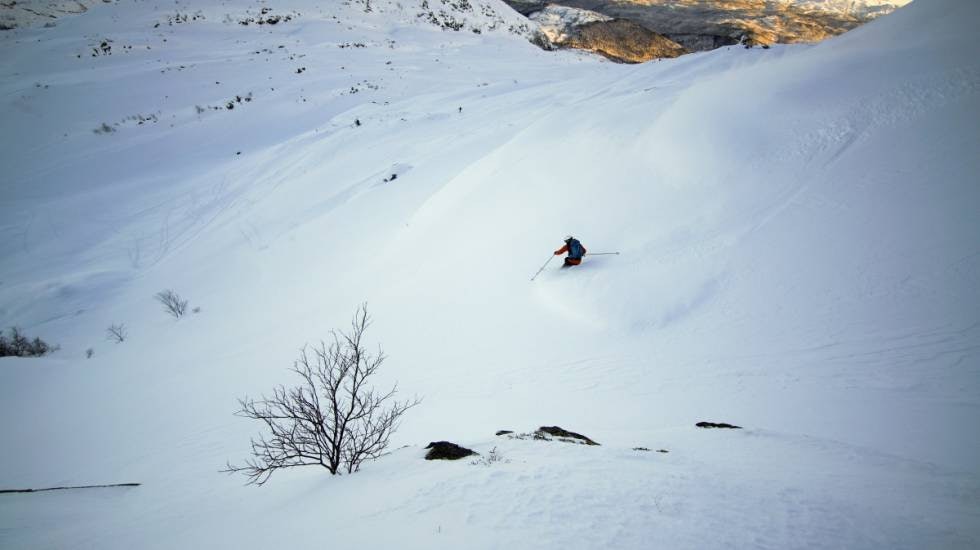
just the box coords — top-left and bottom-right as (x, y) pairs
(0, 0), (978, 548)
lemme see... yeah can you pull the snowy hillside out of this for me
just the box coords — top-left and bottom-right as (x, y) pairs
(1, 0), (979, 548)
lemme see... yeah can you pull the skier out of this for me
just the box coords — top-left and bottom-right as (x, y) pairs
(554, 236), (586, 267)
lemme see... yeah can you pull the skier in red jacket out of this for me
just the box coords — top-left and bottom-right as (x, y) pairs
(554, 236), (586, 267)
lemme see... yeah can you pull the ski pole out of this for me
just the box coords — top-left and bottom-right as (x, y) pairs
(586, 252), (620, 256)
(531, 254), (555, 281)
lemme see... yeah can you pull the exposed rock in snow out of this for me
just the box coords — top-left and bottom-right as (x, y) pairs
(563, 18), (687, 63)
(530, 5), (685, 62)
(424, 441), (478, 460)
(696, 422), (743, 430)
(535, 426), (600, 445)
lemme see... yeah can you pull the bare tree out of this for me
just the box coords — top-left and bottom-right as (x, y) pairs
(106, 323), (127, 343)
(154, 289), (188, 318)
(224, 304), (419, 485)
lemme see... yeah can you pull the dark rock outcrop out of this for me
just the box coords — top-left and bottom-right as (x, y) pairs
(536, 426), (600, 445)
(563, 18), (687, 63)
(495, 430), (514, 436)
(696, 421), (742, 429)
(634, 446), (670, 453)
(424, 441), (477, 460)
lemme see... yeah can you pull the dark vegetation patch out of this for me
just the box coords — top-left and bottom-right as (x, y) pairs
(155, 11), (206, 28)
(344, 80), (380, 95)
(91, 38), (112, 56)
(238, 8), (298, 26)
(195, 92), (253, 114)
(0, 327), (57, 358)
(81, 38), (146, 58)
(94, 112), (161, 134)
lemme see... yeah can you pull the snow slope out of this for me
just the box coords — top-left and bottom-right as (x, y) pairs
(1, 0), (978, 548)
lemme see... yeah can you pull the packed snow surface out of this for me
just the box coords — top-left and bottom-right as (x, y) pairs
(1, 0), (978, 548)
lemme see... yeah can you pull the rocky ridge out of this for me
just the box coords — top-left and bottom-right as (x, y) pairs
(529, 5), (686, 63)
(507, 0), (910, 53)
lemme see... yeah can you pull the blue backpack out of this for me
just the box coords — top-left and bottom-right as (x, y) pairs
(567, 239), (584, 259)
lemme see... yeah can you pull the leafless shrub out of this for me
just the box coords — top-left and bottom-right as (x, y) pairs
(106, 324), (127, 343)
(86, 348), (95, 359)
(93, 122), (116, 134)
(224, 304), (420, 485)
(155, 289), (188, 318)
(471, 446), (508, 467)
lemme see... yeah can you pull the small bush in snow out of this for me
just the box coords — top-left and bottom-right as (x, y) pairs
(471, 446), (508, 466)
(86, 348), (95, 359)
(93, 122), (116, 134)
(224, 304), (420, 485)
(0, 327), (56, 358)
(106, 324), (127, 343)
(155, 289), (188, 318)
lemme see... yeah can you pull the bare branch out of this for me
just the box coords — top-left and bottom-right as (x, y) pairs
(106, 323), (127, 344)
